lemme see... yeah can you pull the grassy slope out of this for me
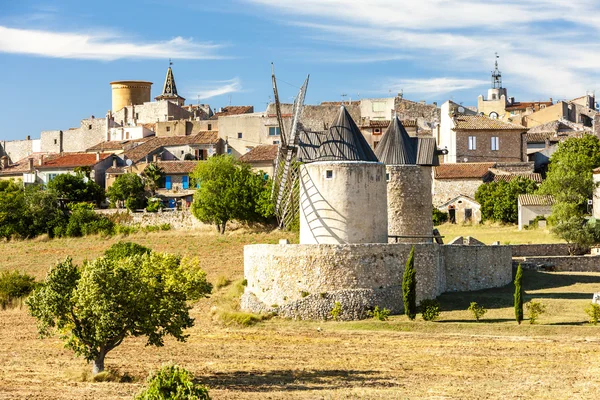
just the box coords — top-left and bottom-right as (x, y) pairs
(2, 228), (600, 399)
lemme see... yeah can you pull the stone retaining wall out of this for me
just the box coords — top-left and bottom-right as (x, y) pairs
(510, 244), (574, 257)
(242, 242), (512, 319)
(516, 255), (600, 272)
(97, 209), (206, 230)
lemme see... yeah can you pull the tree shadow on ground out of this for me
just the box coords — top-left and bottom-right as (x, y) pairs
(436, 318), (514, 324)
(194, 369), (400, 392)
(438, 270), (600, 312)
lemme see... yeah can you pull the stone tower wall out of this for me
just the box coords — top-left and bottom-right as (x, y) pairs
(387, 165), (433, 243)
(110, 81), (152, 113)
(299, 161), (388, 244)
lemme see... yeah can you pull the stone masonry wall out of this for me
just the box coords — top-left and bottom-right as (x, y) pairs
(97, 209), (205, 230)
(516, 255), (600, 272)
(443, 245), (513, 292)
(1, 139), (35, 163)
(433, 178), (483, 206)
(242, 242), (512, 319)
(510, 244), (572, 257)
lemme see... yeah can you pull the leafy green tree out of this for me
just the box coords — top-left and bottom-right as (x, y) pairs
(191, 156), (274, 233)
(27, 252), (212, 375)
(514, 264), (523, 324)
(475, 177), (537, 223)
(142, 163), (165, 196)
(104, 241), (151, 260)
(107, 173), (146, 210)
(135, 364), (210, 400)
(402, 246), (417, 320)
(0, 180), (29, 239)
(24, 185), (68, 237)
(47, 173), (105, 205)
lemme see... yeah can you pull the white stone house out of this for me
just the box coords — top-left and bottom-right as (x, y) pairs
(36, 152), (115, 188)
(437, 195), (482, 224)
(518, 194), (554, 230)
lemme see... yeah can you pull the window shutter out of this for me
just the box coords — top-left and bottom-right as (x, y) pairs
(182, 176), (189, 189)
(165, 176), (172, 190)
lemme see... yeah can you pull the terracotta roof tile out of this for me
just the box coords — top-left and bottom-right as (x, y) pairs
(38, 153), (113, 169)
(123, 132), (220, 163)
(239, 145), (279, 163)
(505, 101), (552, 111)
(210, 106), (254, 120)
(518, 194), (555, 206)
(454, 115), (525, 130)
(0, 153), (56, 175)
(434, 162), (496, 179)
(87, 137), (151, 152)
(153, 161), (199, 174)
(493, 173), (543, 183)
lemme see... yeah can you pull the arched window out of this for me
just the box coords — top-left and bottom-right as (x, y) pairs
(490, 112), (499, 119)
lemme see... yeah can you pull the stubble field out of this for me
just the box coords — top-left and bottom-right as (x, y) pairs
(1, 228), (599, 400)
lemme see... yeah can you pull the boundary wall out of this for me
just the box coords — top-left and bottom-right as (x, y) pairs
(242, 243), (512, 320)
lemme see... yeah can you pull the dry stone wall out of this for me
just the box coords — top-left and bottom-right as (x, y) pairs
(510, 244), (573, 257)
(97, 209), (206, 230)
(443, 245), (512, 292)
(516, 255), (600, 272)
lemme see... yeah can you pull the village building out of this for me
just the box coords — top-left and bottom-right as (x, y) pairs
(36, 152), (114, 188)
(437, 195), (482, 224)
(524, 94), (597, 129)
(518, 194), (554, 230)
(433, 162), (494, 206)
(238, 144), (278, 177)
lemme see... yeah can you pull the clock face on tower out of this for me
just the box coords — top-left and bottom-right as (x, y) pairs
(489, 112), (498, 119)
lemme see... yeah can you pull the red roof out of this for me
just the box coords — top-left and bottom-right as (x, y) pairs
(39, 153), (112, 169)
(239, 145), (279, 163)
(434, 162), (495, 179)
(210, 106), (254, 120)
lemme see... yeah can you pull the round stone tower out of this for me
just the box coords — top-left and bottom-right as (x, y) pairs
(110, 81), (152, 112)
(375, 117), (438, 243)
(299, 106), (387, 244)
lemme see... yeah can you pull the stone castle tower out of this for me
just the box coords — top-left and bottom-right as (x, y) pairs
(375, 117), (439, 243)
(110, 81), (152, 113)
(299, 106), (388, 244)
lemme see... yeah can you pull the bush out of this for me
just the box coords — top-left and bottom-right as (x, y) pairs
(586, 303), (600, 325)
(134, 364), (210, 400)
(330, 302), (342, 321)
(0, 270), (37, 309)
(146, 198), (163, 213)
(104, 242), (151, 260)
(432, 208), (448, 226)
(61, 203), (114, 238)
(214, 276), (231, 289)
(526, 300), (546, 324)
(420, 299), (441, 321)
(216, 310), (270, 327)
(468, 302), (487, 322)
(367, 305), (391, 321)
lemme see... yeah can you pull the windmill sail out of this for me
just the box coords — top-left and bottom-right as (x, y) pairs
(271, 69), (309, 229)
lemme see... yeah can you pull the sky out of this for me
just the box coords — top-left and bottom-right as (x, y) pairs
(1, 0), (600, 140)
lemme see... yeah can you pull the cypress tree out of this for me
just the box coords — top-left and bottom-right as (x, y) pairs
(402, 246), (417, 320)
(514, 264), (523, 324)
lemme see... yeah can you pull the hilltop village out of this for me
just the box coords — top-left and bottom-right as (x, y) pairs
(0, 60), (598, 227)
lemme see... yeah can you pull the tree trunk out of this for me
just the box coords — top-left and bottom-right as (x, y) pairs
(92, 352), (105, 375)
(220, 221), (227, 234)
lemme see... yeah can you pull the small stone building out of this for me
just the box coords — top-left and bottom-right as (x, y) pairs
(518, 194), (554, 230)
(438, 195), (482, 224)
(239, 144), (278, 178)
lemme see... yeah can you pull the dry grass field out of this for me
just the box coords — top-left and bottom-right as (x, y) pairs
(436, 223), (564, 245)
(1, 228), (600, 399)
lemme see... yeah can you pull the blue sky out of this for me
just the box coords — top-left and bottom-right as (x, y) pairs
(1, 0), (599, 140)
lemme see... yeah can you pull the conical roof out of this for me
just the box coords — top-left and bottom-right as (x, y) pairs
(315, 106), (379, 162)
(374, 117), (418, 165)
(161, 67), (178, 96)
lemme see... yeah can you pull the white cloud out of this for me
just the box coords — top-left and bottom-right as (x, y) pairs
(192, 78), (242, 100)
(386, 78), (488, 97)
(0, 26), (224, 60)
(245, 0), (600, 100)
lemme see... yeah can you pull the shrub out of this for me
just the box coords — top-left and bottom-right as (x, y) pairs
(468, 302), (487, 322)
(367, 305), (391, 321)
(134, 364), (210, 400)
(146, 198), (164, 213)
(214, 276), (231, 289)
(432, 208), (448, 226)
(526, 300), (546, 324)
(301, 291), (310, 298)
(586, 303), (600, 325)
(330, 302), (342, 321)
(0, 270), (37, 309)
(216, 310), (270, 327)
(402, 247), (417, 320)
(104, 242), (151, 260)
(61, 203), (114, 238)
(420, 299), (441, 321)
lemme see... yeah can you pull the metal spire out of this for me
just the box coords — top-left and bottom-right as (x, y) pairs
(491, 52), (502, 89)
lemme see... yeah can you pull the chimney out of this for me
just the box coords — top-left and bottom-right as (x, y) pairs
(0, 156), (8, 169)
(28, 158), (33, 171)
(112, 157), (118, 168)
(96, 152), (100, 162)
(38, 155), (44, 166)
(26, 135), (30, 140)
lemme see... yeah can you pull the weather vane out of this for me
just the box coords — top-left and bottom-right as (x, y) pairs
(169, 58), (173, 66)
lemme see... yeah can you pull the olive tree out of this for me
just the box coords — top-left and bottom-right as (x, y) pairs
(27, 247), (212, 375)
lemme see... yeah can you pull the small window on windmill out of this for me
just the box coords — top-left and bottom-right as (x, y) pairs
(374, 128), (382, 135)
(325, 170), (333, 179)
